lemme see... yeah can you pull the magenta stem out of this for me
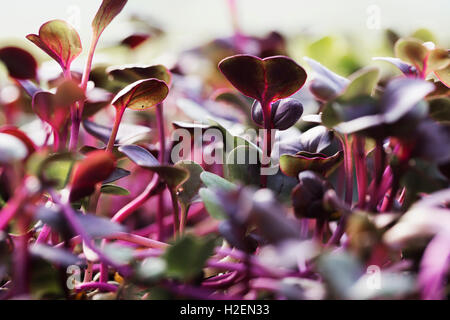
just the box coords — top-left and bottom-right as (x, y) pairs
(106, 106), (126, 152)
(111, 174), (162, 223)
(156, 103), (167, 241)
(354, 136), (367, 208)
(76, 282), (118, 293)
(261, 100), (273, 188)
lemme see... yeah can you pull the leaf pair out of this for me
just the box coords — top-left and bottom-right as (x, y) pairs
(219, 55), (307, 105)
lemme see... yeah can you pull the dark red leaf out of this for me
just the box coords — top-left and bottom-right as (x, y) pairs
(0, 47), (37, 80)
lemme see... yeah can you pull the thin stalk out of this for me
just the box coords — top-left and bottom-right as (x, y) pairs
(111, 175), (163, 223)
(106, 106), (126, 152)
(370, 139), (385, 210)
(261, 100), (273, 188)
(169, 189), (180, 239)
(353, 136), (367, 208)
(156, 103), (166, 241)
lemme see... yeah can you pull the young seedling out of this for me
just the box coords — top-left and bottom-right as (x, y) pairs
(219, 55), (307, 187)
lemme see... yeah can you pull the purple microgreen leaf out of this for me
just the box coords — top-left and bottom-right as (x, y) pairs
(118, 145), (159, 168)
(27, 20), (82, 71)
(103, 167), (131, 185)
(304, 56), (349, 101)
(252, 98), (304, 130)
(372, 57), (418, 77)
(30, 244), (82, 266)
(0, 47), (37, 80)
(83, 120), (151, 145)
(218, 54), (307, 104)
(381, 78), (435, 124)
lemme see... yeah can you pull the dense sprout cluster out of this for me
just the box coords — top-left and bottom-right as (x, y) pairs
(0, 0), (449, 300)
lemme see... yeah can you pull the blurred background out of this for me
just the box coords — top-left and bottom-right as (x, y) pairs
(0, 0), (448, 88)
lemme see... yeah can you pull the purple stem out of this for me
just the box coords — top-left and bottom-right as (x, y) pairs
(156, 103), (166, 241)
(76, 282), (118, 293)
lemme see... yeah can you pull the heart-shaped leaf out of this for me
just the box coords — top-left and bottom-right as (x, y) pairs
(219, 54), (307, 104)
(252, 98), (304, 130)
(27, 20), (82, 71)
(280, 151), (343, 177)
(108, 64), (172, 86)
(92, 0), (128, 38)
(69, 150), (116, 202)
(0, 47), (37, 80)
(111, 79), (169, 110)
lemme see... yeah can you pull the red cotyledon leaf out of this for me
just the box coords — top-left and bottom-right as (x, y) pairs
(68, 150), (116, 202)
(26, 20), (82, 71)
(218, 54), (307, 104)
(0, 47), (37, 80)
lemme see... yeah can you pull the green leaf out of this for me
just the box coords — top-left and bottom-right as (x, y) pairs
(174, 160), (204, 207)
(225, 145), (261, 185)
(435, 65), (450, 88)
(108, 64), (172, 86)
(112, 79), (169, 111)
(429, 98), (450, 123)
(280, 151), (343, 177)
(200, 172), (237, 191)
(340, 67), (380, 100)
(163, 235), (215, 281)
(101, 184), (130, 196)
(395, 38), (428, 71)
(199, 188), (227, 220)
(92, 0), (128, 37)
(27, 20), (82, 71)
